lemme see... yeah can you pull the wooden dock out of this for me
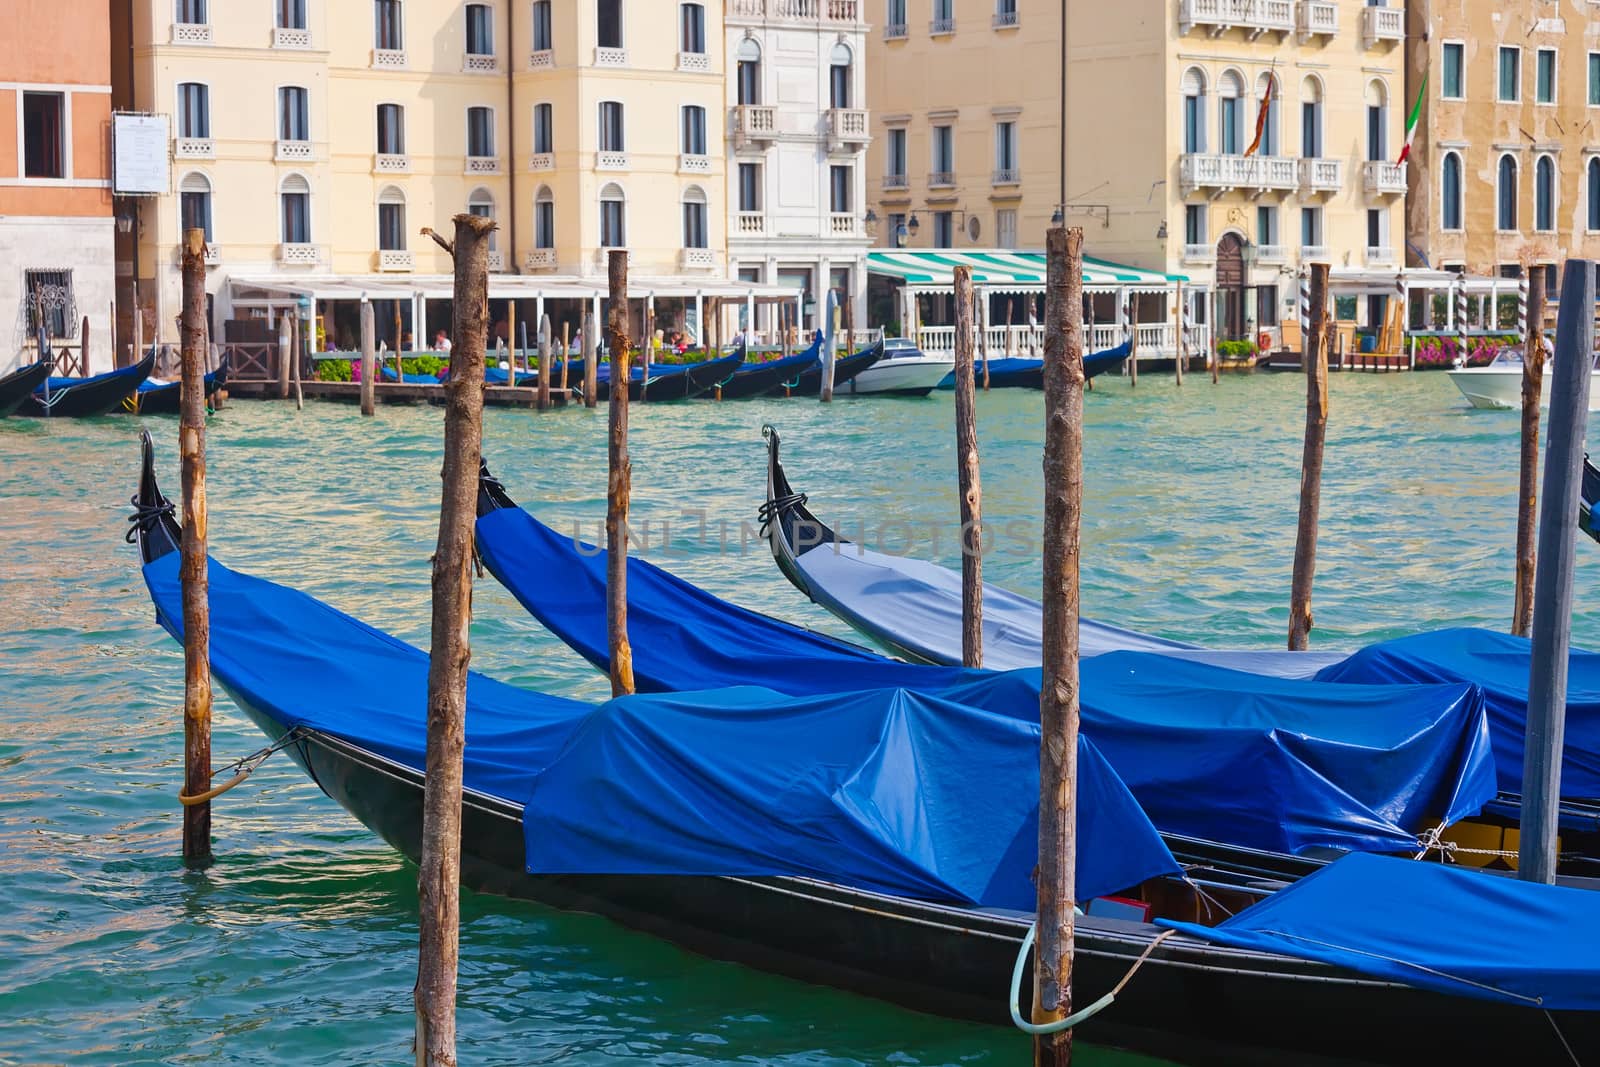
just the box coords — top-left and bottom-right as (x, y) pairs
(223, 380), (569, 407)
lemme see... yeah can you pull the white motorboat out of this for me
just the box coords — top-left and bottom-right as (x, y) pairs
(1446, 344), (1600, 411)
(843, 337), (955, 397)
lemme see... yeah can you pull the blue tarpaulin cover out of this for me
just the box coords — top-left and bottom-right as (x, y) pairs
(1315, 628), (1600, 798)
(1160, 852), (1600, 1010)
(475, 507), (1499, 855)
(141, 552), (1179, 905)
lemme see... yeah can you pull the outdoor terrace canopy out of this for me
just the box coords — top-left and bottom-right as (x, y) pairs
(866, 250), (1186, 295)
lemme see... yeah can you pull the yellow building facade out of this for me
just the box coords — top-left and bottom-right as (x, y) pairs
(869, 0), (1406, 341)
(128, 0), (727, 340)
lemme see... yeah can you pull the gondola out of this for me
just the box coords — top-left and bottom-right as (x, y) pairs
(128, 436), (1600, 1066)
(1582, 454), (1600, 543)
(0, 357), (52, 417)
(784, 340), (884, 396)
(936, 343), (1133, 390)
(20, 350), (155, 418)
(592, 349), (745, 402)
(127, 354), (230, 415)
(716, 339), (822, 399)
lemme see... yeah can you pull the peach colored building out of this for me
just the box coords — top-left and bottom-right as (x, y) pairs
(2, 0), (116, 373)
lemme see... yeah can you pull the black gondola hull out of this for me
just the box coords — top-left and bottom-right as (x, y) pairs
(718, 355), (819, 398)
(20, 352), (155, 418)
(0, 359), (52, 416)
(129, 357), (230, 415)
(780, 343), (885, 396)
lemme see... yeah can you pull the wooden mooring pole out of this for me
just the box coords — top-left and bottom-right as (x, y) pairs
(1126, 295), (1138, 388)
(536, 314), (552, 412)
(953, 266), (983, 668)
(606, 250), (636, 697)
(1513, 265), (1548, 637)
(1520, 259), (1597, 884)
(1287, 262), (1331, 651)
(276, 313), (292, 399)
(178, 228), (212, 868)
(560, 321), (571, 394)
(582, 311), (598, 409)
(820, 293), (836, 403)
(290, 311), (304, 411)
(414, 213), (493, 1067)
(359, 296), (376, 416)
(1036, 225), (1085, 1066)
(1173, 282), (1185, 387)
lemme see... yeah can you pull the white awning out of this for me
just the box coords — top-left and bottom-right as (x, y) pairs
(867, 249), (1189, 295)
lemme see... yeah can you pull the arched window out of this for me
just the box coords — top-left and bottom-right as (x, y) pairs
(534, 185), (555, 249)
(1365, 79), (1388, 162)
(176, 82), (209, 138)
(532, 102), (553, 154)
(376, 103), (405, 154)
(1217, 70), (1244, 155)
(598, 101), (624, 152)
(1441, 151), (1463, 231)
(1498, 154), (1518, 231)
(736, 37), (761, 105)
(1589, 157), (1600, 232)
(278, 86), (309, 142)
(280, 173), (311, 243)
(829, 43), (852, 109)
(599, 181), (625, 247)
(465, 2), (493, 55)
(468, 187), (496, 250)
(467, 106), (494, 157)
(1181, 67), (1206, 153)
(1301, 75), (1323, 158)
(1535, 155), (1555, 232)
(1255, 70), (1278, 156)
(179, 172), (213, 241)
(377, 185), (406, 251)
(680, 2), (704, 53)
(682, 185), (708, 249)
(597, 0), (621, 48)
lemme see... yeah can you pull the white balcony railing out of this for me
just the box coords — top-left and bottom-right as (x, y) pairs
(465, 156), (502, 174)
(1296, 0), (1337, 39)
(993, 168), (1021, 185)
(1183, 243), (1217, 264)
(596, 151), (628, 170)
(928, 170), (956, 187)
(272, 26), (311, 48)
(736, 211), (766, 235)
(487, 251), (505, 272)
(1366, 247), (1396, 266)
(1297, 157), (1343, 195)
(883, 22), (908, 39)
(529, 49), (554, 69)
(882, 172), (909, 190)
(275, 139), (312, 161)
(680, 248), (717, 270)
(371, 48), (407, 68)
(173, 137), (213, 159)
(1178, 0), (1294, 39)
(677, 50), (711, 72)
(992, 9), (1019, 28)
(463, 52), (499, 73)
(1361, 4), (1403, 46)
(827, 108), (869, 151)
(373, 153), (410, 173)
(733, 105), (777, 148)
(920, 323), (1210, 362)
(525, 248), (557, 270)
(1302, 244), (1329, 260)
(172, 21), (211, 44)
(730, 0), (860, 20)
(679, 153), (711, 173)
(377, 249), (413, 272)
(530, 152), (555, 171)
(829, 213), (859, 236)
(277, 243), (320, 265)
(1255, 244), (1286, 263)
(930, 16), (956, 34)
(1180, 153), (1298, 195)
(1363, 160), (1407, 195)
(594, 46), (627, 66)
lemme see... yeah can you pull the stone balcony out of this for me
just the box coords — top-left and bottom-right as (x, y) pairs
(172, 21), (211, 44)
(1361, 5), (1403, 46)
(529, 49), (554, 69)
(679, 153), (711, 174)
(277, 243), (321, 265)
(733, 105), (777, 149)
(1297, 157), (1343, 195)
(373, 153), (410, 174)
(736, 211), (766, 236)
(993, 168), (1021, 186)
(677, 51), (711, 72)
(525, 248), (557, 271)
(680, 248), (717, 271)
(1362, 160), (1407, 196)
(376, 249), (413, 272)
(929, 16), (956, 35)
(882, 172), (909, 191)
(275, 139), (313, 162)
(1182, 244), (1217, 265)
(1366, 247), (1396, 267)
(173, 137), (213, 159)
(1179, 153), (1298, 196)
(826, 108), (869, 152)
(462, 52), (499, 73)
(1178, 0), (1294, 40)
(487, 251), (505, 272)
(593, 46), (627, 67)
(530, 152), (554, 171)
(1255, 244), (1286, 264)
(371, 48), (407, 69)
(928, 170), (956, 189)
(829, 213), (859, 236)
(1295, 0), (1337, 40)
(992, 9), (1019, 28)
(882, 21), (907, 39)
(272, 26), (311, 48)
(595, 151), (628, 171)
(465, 155), (502, 175)
(728, 0), (860, 22)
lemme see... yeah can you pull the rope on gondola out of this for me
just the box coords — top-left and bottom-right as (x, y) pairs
(1007, 922), (1176, 1035)
(1412, 824), (1521, 863)
(124, 493), (176, 544)
(177, 728), (302, 807)
(756, 492), (808, 538)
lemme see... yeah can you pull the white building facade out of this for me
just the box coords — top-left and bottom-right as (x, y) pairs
(724, 0), (870, 334)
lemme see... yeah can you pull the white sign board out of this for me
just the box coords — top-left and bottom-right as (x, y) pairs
(112, 113), (171, 195)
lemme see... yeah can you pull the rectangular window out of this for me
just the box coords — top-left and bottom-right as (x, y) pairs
(24, 270), (74, 338)
(376, 103), (404, 153)
(282, 192), (309, 242)
(683, 200), (707, 248)
(680, 3), (704, 53)
(181, 188), (212, 240)
(994, 120), (1016, 172)
(374, 0), (402, 49)
(1499, 47), (1520, 102)
(600, 198), (625, 246)
(1367, 208), (1387, 250)
(599, 101), (624, 151)
(830, 62), (850, 109)
(176, 83), (208, 139)
(1220, 96), (1239, 155)
(1183, 95), (1200, 153)
(933, 0), (952, 19)
(597, 0), (621, 48)
(738, 163), (760, 211)
(532, 0), (552, 51)
(886, 0), (905, 26)
(1302, 101), (1321, 157)
(996, 208), (1017, 249)
(22, 92), (64, 178)
(277, 0), (306, 29)
(1442, 42), (1463, 99)
(1184, 204), (1205, 245)
(535, 198), (555, 248)
(279, 86), (308, 141)
(378, 202), (405, 250)
(886, 128), (906, 178)
(533, 102), (552, 154)
(467, 107), (493, 156)
(1301, 206), (1322, 247)
(177, 0), (206, 22)
(830, 165), (851, 213)
(887, 211), (906, 246)
(1591, 53), (1600, 107)
(737, 61), (759, 104)
(933, 209), (953, 248)
(1257, 205), (1277, 246)
(681, 105), (706, 155)
(1537, 49), (1556, 104)
(1367, 104), (1385, 162)
(1256, 286), (1278, 327)
(932, 124), (953, 173)
(466, 4), (493, 54)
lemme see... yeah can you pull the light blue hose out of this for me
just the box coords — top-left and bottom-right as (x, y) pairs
(1007, 921), (1116, 1035)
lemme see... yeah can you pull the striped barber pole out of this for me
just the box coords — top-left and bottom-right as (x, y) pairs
(1298, 271), (1310, 337)
(1518, 275), (1530, 342)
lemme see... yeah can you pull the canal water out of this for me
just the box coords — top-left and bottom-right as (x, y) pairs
(3, 370), (1595, 1065)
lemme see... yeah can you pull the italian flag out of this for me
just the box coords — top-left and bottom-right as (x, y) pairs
(1397, 73), (1426, 165)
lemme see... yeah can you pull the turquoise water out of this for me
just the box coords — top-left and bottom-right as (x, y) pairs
(3, 371), (1594, 1065)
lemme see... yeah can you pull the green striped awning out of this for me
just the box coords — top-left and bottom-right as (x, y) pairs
(865, 250), (1185, 289)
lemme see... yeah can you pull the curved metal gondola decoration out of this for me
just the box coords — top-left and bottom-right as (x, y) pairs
(0, 356), (54, 417)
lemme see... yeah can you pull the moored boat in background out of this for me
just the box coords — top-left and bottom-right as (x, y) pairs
(19, 350), (155, 418)
(0, 357), (53, 417)
(843, 337), (953, 397)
